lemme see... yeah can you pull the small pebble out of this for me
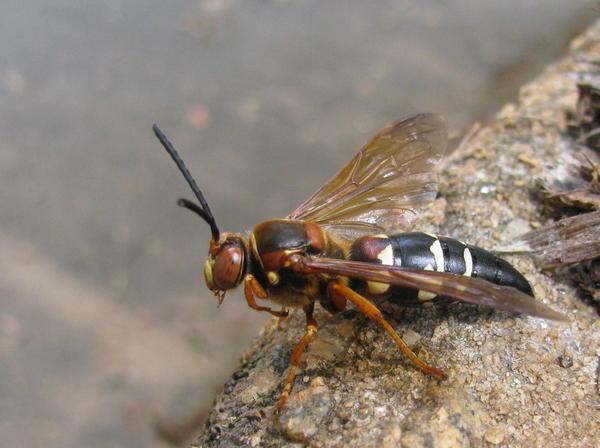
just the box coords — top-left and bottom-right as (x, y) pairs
(484, 426), (506, 445)
(517, 153), (539, 168)
(402, 329), (421, 347)
(232, 369), (248, 380)
(381, 425), (402, 448)
(557, 355), (573, 369)
(249, 432), (261, 447)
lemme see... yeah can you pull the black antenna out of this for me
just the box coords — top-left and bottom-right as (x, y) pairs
(153, 124), (220, 241)
(177, 198), (212, 222)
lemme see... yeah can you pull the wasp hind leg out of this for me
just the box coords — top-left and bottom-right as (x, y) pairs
(327, 282), (446, 381)
(275, 303), (318, 412)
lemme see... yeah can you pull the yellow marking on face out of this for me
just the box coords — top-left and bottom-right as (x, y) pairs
(203, 258), (214, 289)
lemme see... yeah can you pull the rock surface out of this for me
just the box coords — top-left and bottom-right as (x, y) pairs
(193, 21), (600, 448)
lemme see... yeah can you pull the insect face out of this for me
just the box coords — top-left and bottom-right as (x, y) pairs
(204, 234), (247, 303)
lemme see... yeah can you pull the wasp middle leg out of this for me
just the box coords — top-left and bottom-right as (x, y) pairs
(275, 303), (318, 411)
(327, 282), (446, 381)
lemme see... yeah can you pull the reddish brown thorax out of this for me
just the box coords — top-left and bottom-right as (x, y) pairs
(250, 220), (327, 271)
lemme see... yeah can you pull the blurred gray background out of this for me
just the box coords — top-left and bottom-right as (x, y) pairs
(0, 1), (593, 447)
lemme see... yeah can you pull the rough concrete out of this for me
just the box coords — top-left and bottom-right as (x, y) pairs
(193, 20), (600, 448)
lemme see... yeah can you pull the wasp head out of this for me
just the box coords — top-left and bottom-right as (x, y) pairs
(204, 233), (247, 304)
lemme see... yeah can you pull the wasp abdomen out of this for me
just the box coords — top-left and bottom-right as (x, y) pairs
(350, 232), (533, 305)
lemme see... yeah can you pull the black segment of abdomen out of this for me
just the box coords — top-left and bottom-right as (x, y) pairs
(350, 232), (533, 306)
(465, 241), (533, 296)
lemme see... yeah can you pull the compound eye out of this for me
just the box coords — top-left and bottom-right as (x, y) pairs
(213, 244), (244, 290)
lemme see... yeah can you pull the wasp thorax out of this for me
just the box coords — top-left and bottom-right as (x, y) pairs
(204, 235), (246, 294)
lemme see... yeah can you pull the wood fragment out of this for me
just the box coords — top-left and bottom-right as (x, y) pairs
(498, 210), (600, 268)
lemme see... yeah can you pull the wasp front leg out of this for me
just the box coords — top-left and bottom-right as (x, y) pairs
(327, 282), (447, 381)
(244, 274), (289, 318)
(276, 303), (318, 412)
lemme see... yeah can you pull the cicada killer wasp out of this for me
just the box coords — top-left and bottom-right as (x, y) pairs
(153, 113), (566, 411)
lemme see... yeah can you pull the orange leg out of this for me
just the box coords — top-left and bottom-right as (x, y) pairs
(244, 275), (289, 318)
(328, 282), (446, 381)
(275, 306), (318, 411)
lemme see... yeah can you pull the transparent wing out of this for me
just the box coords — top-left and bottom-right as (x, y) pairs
(297, 257), (567, 321)
(288, 113), (447, 239)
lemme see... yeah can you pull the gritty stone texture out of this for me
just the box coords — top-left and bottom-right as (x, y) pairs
(193, 22), (600, 448)
(484, 426), (506, 445)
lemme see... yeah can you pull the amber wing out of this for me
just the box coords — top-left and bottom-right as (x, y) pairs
(296, 257), (567, 321)
(288, 113), (447, 239)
